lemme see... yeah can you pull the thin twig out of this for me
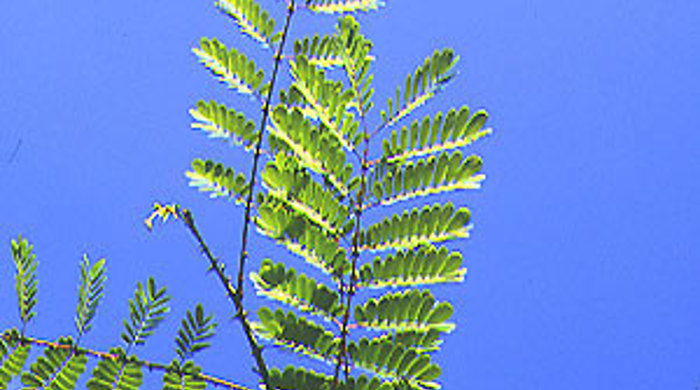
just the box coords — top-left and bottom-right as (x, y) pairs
(1, 332), (252, 390)
(236, 1), (296, 300)
(179, 208), (270, 389)
(226, 2), (296, 388)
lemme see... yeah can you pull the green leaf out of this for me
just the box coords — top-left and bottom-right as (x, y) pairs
(382, 329), (443, 353)
(307, 0), (386, 14)
(193, 37), (265, 96)
(335, 15), (375, 117)
(253, 308), (340, 363)
(289, 55), (359, 151)
(86, 348), (143, 390)
(364, 203), (471, 251)
(186, 158), (250, 203)
(255, 198), (350, 277)
(11, 235), (38, 328)
(267, 366), (331, 390)
(76, 255), (107, 338)
(268, 366), (394, 390)
(381, 107), (491, 164)
(294, 34), (345, 69)
(0, 332), (10, 360)
(359, 245), (466, 288)
(348, 337), (440, 387)
(251, 259), (342, 321)
(368, 152), (485, 208)
(262, 152), (351, 236)
(162, 361), (206, 390)
(189, 100), (258, 149)
(174, 304), (217, 362)
(379, 49), (459, 130)
(216, 0), (277, 48)
(354, 289), (455, 333)
(20, 336), (88, 390)
(121, 277), (170, 348)
(268, 105), (353, 196)
(0, 343), (29, 390)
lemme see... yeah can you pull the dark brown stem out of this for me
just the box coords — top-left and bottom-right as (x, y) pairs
(213, 1), (294, 388)
(180, 208), (272, 390)
(236, 0), (295, 302)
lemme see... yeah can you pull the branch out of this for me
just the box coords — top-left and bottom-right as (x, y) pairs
(225, 2), (296, 389)
(1, 332), (252, 390)
(179, 208), (270, 389)
(235, 0), (296, 301)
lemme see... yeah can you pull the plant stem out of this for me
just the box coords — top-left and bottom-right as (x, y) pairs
(227, 2), (295, 388)
(236, 0), (296, 301)
(2, 333), (251, 390)
(180, 208), (273, 390)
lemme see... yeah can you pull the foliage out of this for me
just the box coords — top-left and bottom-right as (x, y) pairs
(172, 0), (491, 389)
(11, 235), (38, 332)
(2, 0), (491, 389)
(1, 236), (221, 390)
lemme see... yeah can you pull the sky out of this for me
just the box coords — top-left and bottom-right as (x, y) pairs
(1, 1), (699, 389)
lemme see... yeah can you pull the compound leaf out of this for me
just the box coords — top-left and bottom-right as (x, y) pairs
(216, 0), (278, 48)
(186, 159), (250, 203)
(251, 260), (342, 321)
(11, 235), (38, 328)
(76, 255), (107, 338)
(193, 38), (265, 96)
(120, 278), (170, 348)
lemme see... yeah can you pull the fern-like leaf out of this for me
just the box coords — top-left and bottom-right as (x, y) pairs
(186, 158), (250, 203)
(76, 255), (107, 338)
(289, 56), (359, 151)
(11, 235), (38, 329)
(354, 289), (454, 333)
(86, 348), (143, 390)
(251, 259), (342, 321)
(262, 152), (352, 236)
(161, 361), (206, 390)
(267, 366), (395, 390)
(336, 15), (375, 116)
(20, 336), (88, 390)
(306, 0), (385, 14)
(189, 100), (258, 149)
(216, 0), (278, 48)
(267, 366), (331, 390)
(255, 308), (340, 363)
(348, 337), (440, 388)
(379, 49), (458, 130)
(358, 245), (465, 288)
(363, 203), (471, 252)
(369, 152), (484, 208)
(381, 107), (491, 163)
(175, 304), (217, 362)
(0, 332), (10, 361)
(255, 200), (349, 277)
(293, 34), (344, 68)
(193, 38), (265, 96)
(378, 329), (443, 353)
(0, 340), (30, 390)
(121, 278), (170, 347)
(268, 106), (354, 196)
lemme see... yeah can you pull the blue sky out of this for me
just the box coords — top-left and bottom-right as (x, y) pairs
(1, 1), (699, 389)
